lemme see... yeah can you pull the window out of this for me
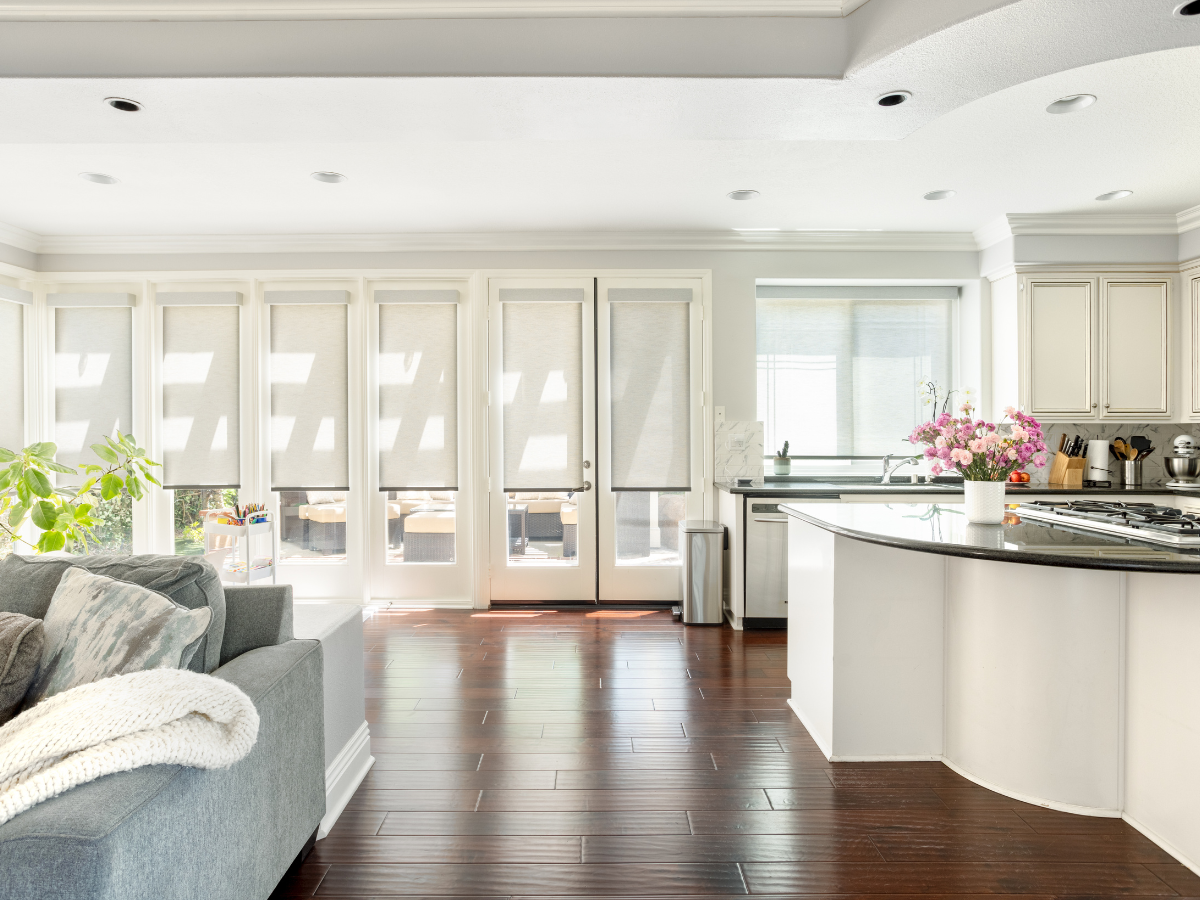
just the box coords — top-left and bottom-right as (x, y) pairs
(376, 291), (459, 564)
(267, 292), (350, 562)
(52, 297), (135, 552)
(757, 286), (955, 459)
(0, 292), (25, 454)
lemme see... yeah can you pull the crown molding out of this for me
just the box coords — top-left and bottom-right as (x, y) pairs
(1179, 204), (1200, 235)
(27, 229), (979, 255)
(0, 221), (40, 254)
(1005, 213), (1181, 236)
(973, 217), (1013, 251)
(0, 0), (870, 20)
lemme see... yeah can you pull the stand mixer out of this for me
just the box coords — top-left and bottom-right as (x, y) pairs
(1166, 435), (1200, 484)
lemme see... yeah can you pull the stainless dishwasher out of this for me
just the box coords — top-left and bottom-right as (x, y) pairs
(744, 500), (791, 627)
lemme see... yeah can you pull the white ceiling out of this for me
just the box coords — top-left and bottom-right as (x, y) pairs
(0, 0), (1197, 243)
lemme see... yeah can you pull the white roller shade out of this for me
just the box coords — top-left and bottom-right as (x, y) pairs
(0, 300), (23, 452)
(55, 307), (132, 484)
(610, 295), (691, 491)
(162, 305), (240, 489)
(378, 302), (458, 490)
(501, 296), (583, 492)
(270, 304), (349, 491)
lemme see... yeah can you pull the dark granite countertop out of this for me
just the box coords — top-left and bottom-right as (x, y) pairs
(779, 501), (1200, 573)
(717, 478), (1194, 498)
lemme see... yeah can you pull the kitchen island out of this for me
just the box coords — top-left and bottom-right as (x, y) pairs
(780, 501), (1200, 875)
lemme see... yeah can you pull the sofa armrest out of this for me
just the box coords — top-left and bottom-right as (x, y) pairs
(220, 584), (294, 666)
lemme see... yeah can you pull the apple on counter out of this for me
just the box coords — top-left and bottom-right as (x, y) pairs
(1008, 471), (1031, 483)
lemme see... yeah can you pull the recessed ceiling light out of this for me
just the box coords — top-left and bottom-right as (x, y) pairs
(1096, 190), (1133, 202)
(877, 91), (911, 107)
(727, 190), (759, 201)
(1047, 94), (1096, 114)
(923, 190), (957, 201)
(311, 171), (347, 184)
(79, 172), (119, 184)
(1175, 1), (1200, 16)
(105, 97), (142, 112)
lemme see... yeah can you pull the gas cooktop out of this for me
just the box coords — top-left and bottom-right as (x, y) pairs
(1015, 501), (1200, 547)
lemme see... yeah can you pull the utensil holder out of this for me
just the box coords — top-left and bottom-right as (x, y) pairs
(1048, 452), (1086, 487)
(1122, 460), (1143, 487)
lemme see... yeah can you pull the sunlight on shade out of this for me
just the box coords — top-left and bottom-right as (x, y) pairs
(54, 420), (90, 453)
(161, 416), (194, 451)
(585, 610), (660, 618)
(312, 416), (336, 451)
(418, 416), (444, 451)
(503, 372), (521, 403)
(162, 351), (213, 385)
(379, 417), (401, 451)
(55, 352), (110, 388)
(270, 352), (316, 384)
(540, 370), (568, 402)
(379, 351), (421, 386)
(271, 415), (295, 451)
(211, 416), (228, 451)
(519, 434), (567, 472)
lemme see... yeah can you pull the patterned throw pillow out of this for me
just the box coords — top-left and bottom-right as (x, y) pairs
(22, 567), (212, 709)
(0, 612), (43, 724)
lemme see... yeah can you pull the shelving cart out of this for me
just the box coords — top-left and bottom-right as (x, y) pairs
(202, 512), (278, 584)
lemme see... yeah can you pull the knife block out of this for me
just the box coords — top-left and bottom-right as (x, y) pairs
(1048, 452), (1086, 487)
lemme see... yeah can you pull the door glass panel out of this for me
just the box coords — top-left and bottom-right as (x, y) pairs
(280, 490), (347, 561)
(385, 491), (457, 564)
(614, 490), (686, 566)
(500, 295), (585, 568)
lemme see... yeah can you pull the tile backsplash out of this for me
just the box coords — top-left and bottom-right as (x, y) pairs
(715, 420), (765, 480)
(1033, 422), (1200, 485)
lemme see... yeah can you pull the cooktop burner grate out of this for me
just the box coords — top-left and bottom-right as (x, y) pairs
(1016, 501), (1200, 545)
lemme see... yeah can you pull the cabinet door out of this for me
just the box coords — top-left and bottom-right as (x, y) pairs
(1026, 281), (1095, 418)
(1191, 276), (1200, 418)
(1101, 280), (1169, 418)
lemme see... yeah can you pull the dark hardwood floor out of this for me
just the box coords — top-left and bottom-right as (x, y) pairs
(270, 608), (1200, 898)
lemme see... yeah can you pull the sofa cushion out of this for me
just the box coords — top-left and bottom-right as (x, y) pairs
(0, 553), (226, 673)
(0, 613), (43, 724)
(22, 567), (212, 709)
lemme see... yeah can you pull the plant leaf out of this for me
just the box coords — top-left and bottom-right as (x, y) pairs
(45, 462), (75, 475)
(15, 481), (29, 505)
(30, 500), (58, 531)
(90, 443), (119, 465)
(28, 442), (57, 460)
(0, 447), (15, 463)
(127, 476), (144, 501)
(99, 473), (123, 501)
(8, 504), (27, 528)
(23, 469), (53, 499)
(36, 530), (65, 553)
(0, 468), (14, 490)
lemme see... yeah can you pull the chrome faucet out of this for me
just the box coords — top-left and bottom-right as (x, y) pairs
(881, 454), (920, 484)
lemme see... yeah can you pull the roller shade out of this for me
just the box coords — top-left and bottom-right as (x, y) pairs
(756, 285), (961, 300)
(0, 300), (23, 452)
(158, 291), (242, 307)
(610, 294), (691, 491)
(265, 290), (350, 305)
(501, 293), (584, 492)
(378, 301), (458, 491)
(55, 307), (133, 485)
(270, 304), (349, 491)
(47, 292), (135, 307)
(0, 285), (32, 305)
(162, 305), (240, 489)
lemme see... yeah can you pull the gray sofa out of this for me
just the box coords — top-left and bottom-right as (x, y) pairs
(0, 554), (326, 900)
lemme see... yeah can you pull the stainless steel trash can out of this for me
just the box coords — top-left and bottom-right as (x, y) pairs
(679, 520), (725, 625)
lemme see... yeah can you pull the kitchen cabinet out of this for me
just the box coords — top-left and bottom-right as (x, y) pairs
(1021, 274), (1172, 422)
(1190, 273), (1200, 419)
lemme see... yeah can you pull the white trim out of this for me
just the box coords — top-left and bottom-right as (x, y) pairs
(1006, 213), (1182, 236)
(830, 754), (943, 762)
(0, 221), (39, 254)
(1124, 812), (1200, 878)
(940, 755), (1123, 818)
(317, 720), (374, 841)
(0, 0), (867, 20)
(263, 289), (350, 305)
(0, 284), (33, 305)
(973, 216), (1012, 251)
(27, 229), (980, 255)
(1179, 204), (1200, 235)
(156, 290), (242, 306)
(785, 698), (832, 759)
(46, 291), (136, 307)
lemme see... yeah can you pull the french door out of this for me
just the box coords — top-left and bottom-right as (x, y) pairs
(488, 276), (705, 604)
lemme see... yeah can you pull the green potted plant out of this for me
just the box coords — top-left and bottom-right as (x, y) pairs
(774, 441), (791, 476)
(0, 431), (160, 554)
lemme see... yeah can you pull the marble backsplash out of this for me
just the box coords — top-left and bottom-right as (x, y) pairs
(715, 420), (765, 480)
(1032, 422), (1200, 485)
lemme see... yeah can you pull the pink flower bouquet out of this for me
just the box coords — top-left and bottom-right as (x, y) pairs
(908, 404), (1048, 482)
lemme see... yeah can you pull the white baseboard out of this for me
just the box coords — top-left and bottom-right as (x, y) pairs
(941, 756), (1121, 818)
(1124, 812), (1200, 877)
(785, 698), (833, 759)
(317, 720), (374, 840)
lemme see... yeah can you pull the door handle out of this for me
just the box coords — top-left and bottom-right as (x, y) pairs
(753, 517), (788, 524)
(574, 481), (592, 492)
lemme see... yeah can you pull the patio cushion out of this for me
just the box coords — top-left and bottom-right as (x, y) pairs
(404, 512), (455, 534)
(300, 503), (346, 524)
(525, 500), (565, 514)
(560, 505), (578, 525)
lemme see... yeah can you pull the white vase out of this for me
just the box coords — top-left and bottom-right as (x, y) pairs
(963, 480), (1006, 525)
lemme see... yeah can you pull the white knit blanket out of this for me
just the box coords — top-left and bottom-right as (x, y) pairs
(0, 668), (259, 827)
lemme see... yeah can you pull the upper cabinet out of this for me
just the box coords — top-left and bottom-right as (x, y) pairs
(1020, 274), (1172, 422)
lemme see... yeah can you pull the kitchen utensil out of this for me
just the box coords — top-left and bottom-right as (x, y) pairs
(1071, 435), (1084, 457)
(1166, 456), (1200, 482)
(1114, 438), (1130, 460)
(1131, 435), (1152, 455)
(1122, 459), (1143, 487)
(1174, 435), (1198, 457)
(1110, 445), (1123, 462)
(1058, 433), (1067, 454)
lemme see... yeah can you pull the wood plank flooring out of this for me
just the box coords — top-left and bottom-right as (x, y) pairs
(270, 609), (1200, 899)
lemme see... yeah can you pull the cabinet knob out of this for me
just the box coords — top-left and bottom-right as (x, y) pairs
(1105, 403), (1110, 409)
(1092, 402), (1097, 408)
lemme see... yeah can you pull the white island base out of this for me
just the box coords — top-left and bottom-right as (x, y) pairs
(786, 514), (1200, 873)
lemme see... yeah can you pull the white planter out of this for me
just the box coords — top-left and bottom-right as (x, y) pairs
(963, 480), (1006, 525)
(774, 459), (791, 475)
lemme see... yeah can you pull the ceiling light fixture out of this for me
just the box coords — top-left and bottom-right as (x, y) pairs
(1096, 190), (1133, 201)
(105, 97), (142, 112)
(311, 171), (347, 183)
(1047, 94), (1097, 114)
(923, 190), (957, 201)
(877, 91), (911, 107)
(1175, 1), (1200, 16)
(727, 190), (759, 201)
(79, 172), (119, 184)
